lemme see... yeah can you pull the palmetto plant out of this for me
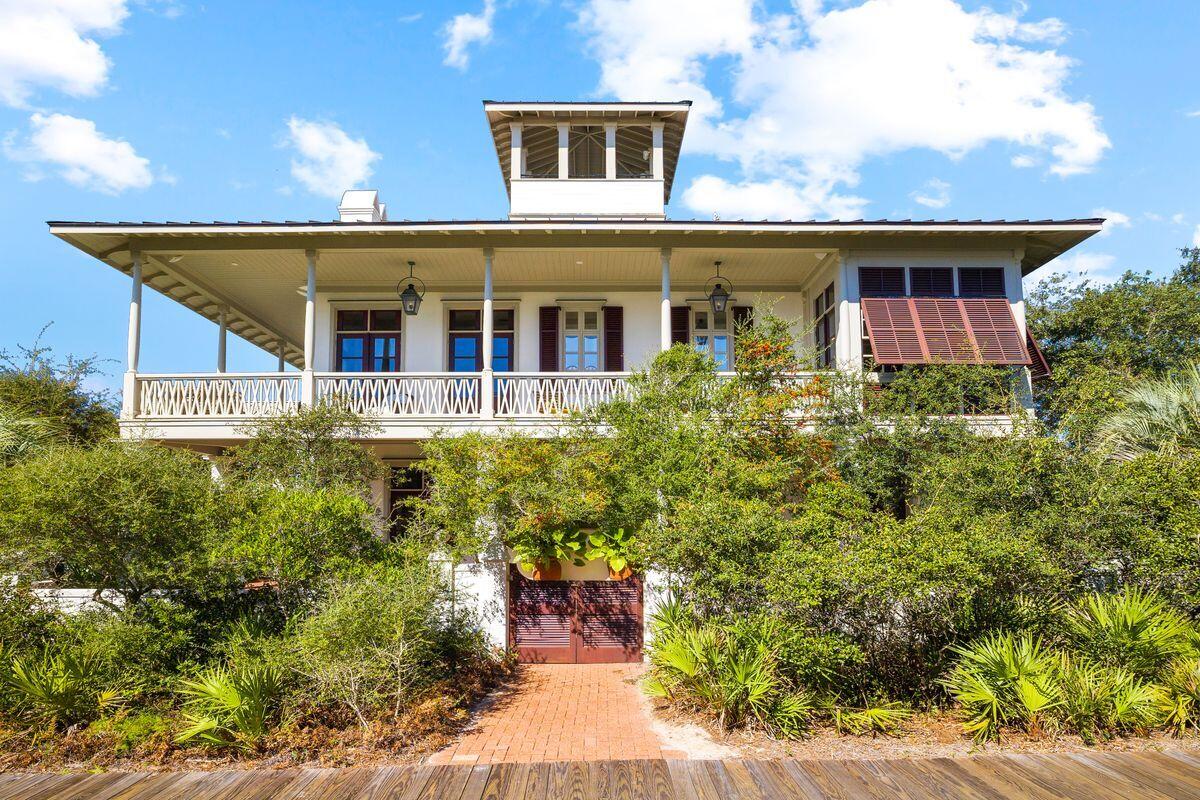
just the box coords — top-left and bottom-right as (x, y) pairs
(1063, 588), (1193, 677)
(176, 665), (284, 749)
(1093, 364), (1200, 460)
(644, 602), (813, 739)
(0, 403), (61, 465)
(1056, 654), (1163, 743)
(940, 632), (1060, 741)
(1157, 657), (1200, 736)
(3, 650), (121, 729)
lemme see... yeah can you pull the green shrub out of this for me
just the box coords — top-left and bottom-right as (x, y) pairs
(940, 632), (1060, 741)
(1063, 587), (1194, 676)
(3, 650), (121, 729)
(53, 600), (205, 695)
(0, 584), (57, 655)
(643, 600), (815, 739)
(275, 559), (482, 726)
(1158, 657), (1200, 736)
(176, 665), (283, 749)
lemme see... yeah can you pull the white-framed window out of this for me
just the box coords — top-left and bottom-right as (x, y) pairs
(814, 283), (836, 369)
(692, 307), (733, 371)
(562, 308), (602, 371)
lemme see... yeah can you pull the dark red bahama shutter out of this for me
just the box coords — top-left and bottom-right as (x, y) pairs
(603, 306), (624, 371)
(670, 306), (690, 345)
(539, 306), (559, 371)
(861, 297), (1031, 366)
(1026, 329), (1052, 381)
(733, 305), (753, 330)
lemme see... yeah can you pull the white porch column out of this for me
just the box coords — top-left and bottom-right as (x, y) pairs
(122, 251), (143, 419)
(557, 123), (569, 179)
(276, 339), (286, 372)
(660, 247), (672, 351)
(301, 249), (318, 406)
(834, 250), (862, 371)
(509, 123), (523, 182)
(604, 123), (617, 180)
(480, 248), (495, 420)
(651, 123), (665, 181)
(216, 306), (228, 373)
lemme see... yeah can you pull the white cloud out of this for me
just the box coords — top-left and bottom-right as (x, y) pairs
(577, 0), (1110, 219)
(911, 178), (951, 209)
(1028, 251), (1119, 290)
(682, 174), (866, 220)
(1010, 154), (1037, 168)
(442, 0), (495, 70)
(0, 0), (130, 107)
(1092, 207), (1130, 237)
(398, 12), (422, 24)
(4, 112), (153, 193)
(1193, 224), (1200, 248)
(284, 117), (380, 199)
(1187, 109), (1200, 119)
(1173, 212), (1187, 225)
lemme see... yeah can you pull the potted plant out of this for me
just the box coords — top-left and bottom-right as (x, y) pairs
(584, 528), (634, 580)
(512, 529), (586, 580)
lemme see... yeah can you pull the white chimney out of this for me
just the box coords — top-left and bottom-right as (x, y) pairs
(338, 189), (387, 222)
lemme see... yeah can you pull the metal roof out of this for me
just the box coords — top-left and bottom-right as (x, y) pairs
(47, 217), (1104, 228)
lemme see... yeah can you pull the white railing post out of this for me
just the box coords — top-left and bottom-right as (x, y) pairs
(480, 248), (495, 420)
(302, 249), (318, 406)
(122, 251), (143, 419)
(660, 247), (672, 351)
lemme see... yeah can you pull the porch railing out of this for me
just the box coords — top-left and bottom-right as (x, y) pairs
(137, 373), (302, 418)
(315, 373), (481, 417)
(495, 372), (632, 417)
(130, 371), (827, 422)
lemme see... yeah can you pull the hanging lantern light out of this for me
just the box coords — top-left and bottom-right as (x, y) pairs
(396, 261), (426, 316)
(705, 260), (732, 315)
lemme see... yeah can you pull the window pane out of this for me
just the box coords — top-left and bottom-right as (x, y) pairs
(370, 309), (402, 331)
(449, 310), (481, 331)
(450, 335), (478, 372)
(584, 311), (598, 330)
(372, 335), (399, 372)
(694, 335), (708, 353)
(713, 336), (729, 370)
(338, 335), (366, 371)
(493, 309), (514, 331)
(694, 311), (709, 330)
(391, 466), (424, 491)
(337, 310), (368, 332)
(564, 310), (578, 329)
(583, 334), (599, 354)
(493, 336), (512, 371)
(583, 351), (599, 370)
(713, 310), (728, 330)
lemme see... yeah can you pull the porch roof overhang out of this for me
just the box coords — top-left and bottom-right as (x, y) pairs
(48, 218), (1101, 368)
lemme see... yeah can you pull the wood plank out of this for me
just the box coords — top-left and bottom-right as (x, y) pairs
(920, 757), (1015, 800)
(639, 759), (675, 800)
(414, 765), (473, 800)
(1069, 752), (1200, 798)
(860, 759), (971, 800)
(1161, 749), (1200, 771)
(743, 760), (826, 800)
(547, 761), (586, 800)
(1029, 752), (1175, 800)
(480, 762), (529, 800)
(393, 765), (439, 800)
(519, 762), (553, 800)
(988, 754), (1127, 800)
(720, 760), (766, 800)
(0, 774), (69, 800)
(359, 766), (425, 800)
(945, 756), (1062, 800)
(57, 772), (158, 800)
(1123, 752), (1200, 791)
(838, 759), (935, 800)
(459, 764), (493, 800)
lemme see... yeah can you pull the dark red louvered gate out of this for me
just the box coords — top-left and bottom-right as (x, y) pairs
(508, 566), (643, 664)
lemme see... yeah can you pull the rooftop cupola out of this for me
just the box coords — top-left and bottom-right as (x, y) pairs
(483, 101), (690, 220)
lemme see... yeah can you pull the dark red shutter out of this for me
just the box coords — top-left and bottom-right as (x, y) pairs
(862, 298), (925, 363)
(670, 306), (690, 345)
(733, 305), (754, 329)
(539, 306), (559, 371)
(962, 298), (1029, 363)
(1027, 330), (1052, 381)
(910, 268), (953, 297)
(862, 297), (1030, 365)
(959, 268), (1005, 298)
(859, 267), (905, 297)
(603, 306), (624, 371)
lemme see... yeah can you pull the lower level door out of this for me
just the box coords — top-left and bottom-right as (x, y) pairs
(509, 566), (643, 664)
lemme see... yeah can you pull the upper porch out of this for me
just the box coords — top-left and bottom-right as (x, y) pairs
(48, 218), (1101, 445)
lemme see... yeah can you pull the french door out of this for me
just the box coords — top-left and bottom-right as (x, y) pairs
(508, 566), (643, 664)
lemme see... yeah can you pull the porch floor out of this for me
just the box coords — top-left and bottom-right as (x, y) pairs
(428, 664), (674, 765)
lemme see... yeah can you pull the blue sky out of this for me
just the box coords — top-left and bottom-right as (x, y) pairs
(1, 0), (1198, 385)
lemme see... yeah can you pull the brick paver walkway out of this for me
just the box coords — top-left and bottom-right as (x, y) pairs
(429, 664), (679, 765)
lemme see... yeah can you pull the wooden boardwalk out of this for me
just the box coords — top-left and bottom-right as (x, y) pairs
(3, 750), (1200, 799)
